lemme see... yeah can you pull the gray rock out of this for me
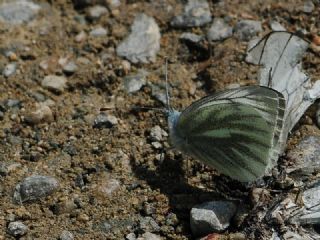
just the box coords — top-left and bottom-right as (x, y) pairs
(151, 141), (162, 149)
(63, 61), (78, 74)
(303, 0), (315, 13)
(3, 63), (17, 77)
(0, 111), (3, 120)
(5, 99), (21, 108)
(13, 175), (59, 203)
(7, 221), (28, 237)
(139, 217), (161, 233)
(207, 18), (233, 41)
(106, 0), (121, 9)
(302, 183), (320, 213)
(124, 72), (147, 93)
(60, 230), (74, 240)
(151, 85), (167, 105)
(30, 91), (46, 102)
(171, 0), (212, 28)
(150, 125), (168, 142)
(138, 232), (161, 240)
(90, 26), (108, 37)
(180, 32), (204, 43)
(278, 182), (320, 225)
(116, 14), (160, 63)
(0, 0), (40, 25)
(100, 222), (112, 232)
(286, 136), (320, 176)
(41, 75), (67, 93)
(235, 20), (262, 41)
(87, 5), (108, 20)
(269, 21), (286, 31)
(126, 233), (137, 240)
(190, 201), (237, 236)
(93, 113), (118, 128)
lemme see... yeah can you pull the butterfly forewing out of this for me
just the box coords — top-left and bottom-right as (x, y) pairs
(173, 86), (285, 182)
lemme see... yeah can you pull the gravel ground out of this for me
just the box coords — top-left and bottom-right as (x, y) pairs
(0, 0), (319, 239)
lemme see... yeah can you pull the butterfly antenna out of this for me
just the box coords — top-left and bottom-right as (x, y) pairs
(131, 106), (165, 112)
(165, 58), (171, 112)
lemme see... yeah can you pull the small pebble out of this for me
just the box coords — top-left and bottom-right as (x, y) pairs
(90, 26), (108, 37)
(6, 51), (18, 61)
(60, 230), (74, 240)
(100, 221), (112, 232)
(91, 177), (121, 198)
(121, 60), (131, 74)
(151, 142), (162, 149)
(75, 31), (87, 42)
(139, 217), (161, 233)
(302, 0), (315, 13)
(124, 71), (147, 93)
(13, 175), (59, 203)
(150, 125), (168, 142)
(171, 0), (212, 28)
(5, 99), (21, 108)
(7, 221), (28, 237)
(93, 113), (118, 128)
(41, 75), (67, 93)
(116, 14), (160, 63)
(151, 85), (167, 105)
(87, 5), (108, 20)
(235, 19), (262, 41)
(107, 0), (121, 9)
(190, 201), (238, 236)
(0, 0), (40, 25)
(77, 213), (90, 222)
(207, 18), (233, 41)
(24, 104), (54, 125)
(126, 233), (137, 240)
(269, 21), (286, 31)
(137, 232), (161, 240)
(3, 63), (17, 77)
(63, 61), (78, 74)
(180, 32), (203, 43)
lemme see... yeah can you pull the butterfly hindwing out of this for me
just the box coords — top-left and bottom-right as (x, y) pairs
(173, 86), (285, 182)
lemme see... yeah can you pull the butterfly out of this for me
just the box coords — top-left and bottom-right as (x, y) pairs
(167, 85), (285, 182)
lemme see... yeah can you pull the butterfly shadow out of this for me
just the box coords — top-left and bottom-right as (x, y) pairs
(130, 146), (248, 233)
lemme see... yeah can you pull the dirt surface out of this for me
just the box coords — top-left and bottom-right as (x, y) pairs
(0, 0), (320, 239)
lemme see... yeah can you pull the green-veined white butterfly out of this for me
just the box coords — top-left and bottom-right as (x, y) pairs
(166, 85), (285, 182)
(163, 32), (300, 183)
